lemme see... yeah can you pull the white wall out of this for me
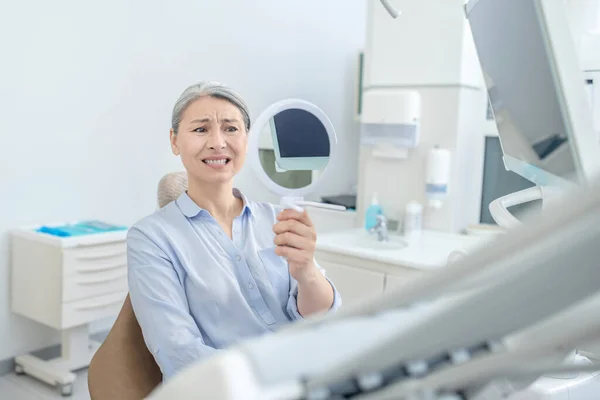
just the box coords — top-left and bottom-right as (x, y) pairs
(0, 0), (366, 362)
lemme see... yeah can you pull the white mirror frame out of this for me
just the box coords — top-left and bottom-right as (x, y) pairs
(248, 98), (338, 198)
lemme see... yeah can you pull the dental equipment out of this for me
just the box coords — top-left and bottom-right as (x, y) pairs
(468, 0), (600, 228)
(379, 0), (401, 19)
(147, 176), (600, 399)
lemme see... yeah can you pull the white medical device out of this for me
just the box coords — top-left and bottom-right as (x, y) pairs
(146, 1), (600, 399)
(467, 0), (600, 228)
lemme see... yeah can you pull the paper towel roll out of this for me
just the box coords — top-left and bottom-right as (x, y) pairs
(426, 147), (451, 184)
(425, 147), (451, 208)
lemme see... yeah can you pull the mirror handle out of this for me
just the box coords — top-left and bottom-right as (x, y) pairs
(280, 196), (306, 212)
(280, 196), (347, 213)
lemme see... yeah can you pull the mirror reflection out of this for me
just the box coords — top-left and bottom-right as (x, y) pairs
(257, 108), (331, 189)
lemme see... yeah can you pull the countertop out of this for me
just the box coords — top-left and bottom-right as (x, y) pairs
(316, 228), (490, 270)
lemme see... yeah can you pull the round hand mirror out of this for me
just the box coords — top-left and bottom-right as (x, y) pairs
(248, 99), (344, 211)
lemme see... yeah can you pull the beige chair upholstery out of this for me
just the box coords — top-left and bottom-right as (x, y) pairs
(88, 171), (188, 399)
(156, 171), (188, 209)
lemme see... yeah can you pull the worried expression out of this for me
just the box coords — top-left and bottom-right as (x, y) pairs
(170, 96), (248, 185)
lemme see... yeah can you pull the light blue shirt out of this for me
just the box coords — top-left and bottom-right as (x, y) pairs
(127, 189), (341, 380)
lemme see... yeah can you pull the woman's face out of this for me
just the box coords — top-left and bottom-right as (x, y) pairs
(170, 96), (248, 186)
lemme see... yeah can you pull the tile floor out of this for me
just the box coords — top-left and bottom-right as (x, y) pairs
(0, 369), (89, 400)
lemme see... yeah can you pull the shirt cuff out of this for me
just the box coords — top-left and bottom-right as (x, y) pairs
(286, 275), (342, 321)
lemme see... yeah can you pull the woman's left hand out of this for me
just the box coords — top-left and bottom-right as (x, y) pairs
(273, 209), (318, 283)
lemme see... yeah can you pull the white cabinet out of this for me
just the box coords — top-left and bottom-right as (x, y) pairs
(11, 228), (128, 395)
(316, 229), (485, 310)
(316, 249), (428, 309)
(584, 71), (600, 135)
(320, 261), (385, 308)
(384, 274), (410, 294)
(364, 0), (483, 88)
(12, 236), (127, 330)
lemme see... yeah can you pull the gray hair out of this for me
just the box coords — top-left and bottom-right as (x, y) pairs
(171, 81), (251, 134)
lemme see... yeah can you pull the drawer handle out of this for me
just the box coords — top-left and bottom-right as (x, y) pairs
(76, 249), (126, 260)
(76, 263), (126, 273)
(76, 271), (127, 285)
(74, 298), (124, 311)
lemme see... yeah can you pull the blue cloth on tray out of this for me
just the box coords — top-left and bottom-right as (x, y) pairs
(37, 221), (127, 237)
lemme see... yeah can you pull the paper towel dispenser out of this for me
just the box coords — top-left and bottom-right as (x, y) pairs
(360, 89), (421, 158)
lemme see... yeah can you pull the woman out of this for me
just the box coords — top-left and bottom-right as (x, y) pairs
(127, 81), (342, 381)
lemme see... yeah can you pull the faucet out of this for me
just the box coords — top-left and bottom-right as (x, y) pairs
(369, 214), (389, 242)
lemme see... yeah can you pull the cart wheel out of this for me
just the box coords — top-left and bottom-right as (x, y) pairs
(14, 364), (25, 375)
(59, 383), (73, 397)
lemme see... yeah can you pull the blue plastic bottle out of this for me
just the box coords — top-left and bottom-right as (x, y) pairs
(364, 193), (384, 231)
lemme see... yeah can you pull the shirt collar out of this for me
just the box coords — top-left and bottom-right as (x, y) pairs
(176, 188), (254, 219)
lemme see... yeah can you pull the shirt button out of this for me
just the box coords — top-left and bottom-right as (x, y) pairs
(235, 255), (241, 261)
(248, 283), (254, 289)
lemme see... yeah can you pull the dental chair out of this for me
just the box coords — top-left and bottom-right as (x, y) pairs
(87, 171), (188, 400)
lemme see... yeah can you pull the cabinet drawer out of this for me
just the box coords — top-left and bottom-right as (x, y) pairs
(62, 242), (127, 276)
(62, 267), (128, 302)
(320, 261), (385, 308)
(61, 291), (127, 329)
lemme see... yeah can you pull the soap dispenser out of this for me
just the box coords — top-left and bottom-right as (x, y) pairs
(365, 192), (384, 231)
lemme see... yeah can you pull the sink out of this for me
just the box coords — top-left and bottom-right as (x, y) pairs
(317, 228), (488, 269)
(348, 233), (408, 251)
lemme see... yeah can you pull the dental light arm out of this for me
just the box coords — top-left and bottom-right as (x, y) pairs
(380, 0), (401, 18)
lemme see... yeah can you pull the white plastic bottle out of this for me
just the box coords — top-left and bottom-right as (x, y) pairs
(403, 201), (423, 238)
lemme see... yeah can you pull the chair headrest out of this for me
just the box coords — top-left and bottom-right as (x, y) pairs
(157, 172), (188, 208)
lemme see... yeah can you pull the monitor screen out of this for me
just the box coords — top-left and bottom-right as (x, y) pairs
(272, 109), (330, 158)
(466, 0), (599, 186)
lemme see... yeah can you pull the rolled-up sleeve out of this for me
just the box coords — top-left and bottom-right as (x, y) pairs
(127, 226), (217, 380)
(286, 261), (342, 321)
